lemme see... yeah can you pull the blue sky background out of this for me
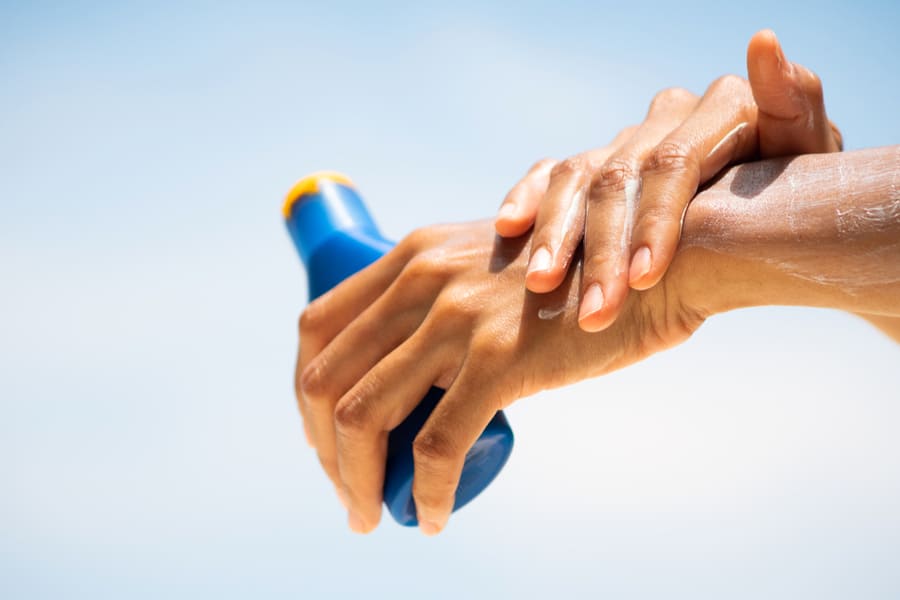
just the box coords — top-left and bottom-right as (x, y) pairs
(2, 1), (899, 598)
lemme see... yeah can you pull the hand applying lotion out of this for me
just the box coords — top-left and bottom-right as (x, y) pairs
(293, 148), (899, 536)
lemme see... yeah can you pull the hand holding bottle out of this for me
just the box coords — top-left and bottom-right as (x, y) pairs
(297, 148), (900, 536)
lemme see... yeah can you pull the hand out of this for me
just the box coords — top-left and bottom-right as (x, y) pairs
(296, 221), (704, 535)
(295, 147), (900, 536)
(494, 29), (842, 332)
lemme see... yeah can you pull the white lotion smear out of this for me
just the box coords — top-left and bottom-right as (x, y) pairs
(683, 147), (900, 289)
(616, 178), (640, 277)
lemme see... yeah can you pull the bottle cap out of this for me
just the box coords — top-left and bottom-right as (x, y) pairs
(282, 171), (355, 218)
(283, 172), (379, 264)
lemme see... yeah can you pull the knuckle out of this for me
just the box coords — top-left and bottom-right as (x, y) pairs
(333, 391), (373, 435)
(617, 124), (639, 140)
(650, 86), (696, 111)
(299, 358), (330, 402)
(550, 156), (589, 181)
(643, 141), (697, 175)
(400, 254), (430, 280)
(709, 73), (748, 96)
(406, 226), (429, 247)
(398, 226), (435, 254)
(433, 287), (477, 324)
(298, 301), (326, 337)
(635, 204), (679, 234)
(530, 157), (557, 173)
(467, 334), (494, 360)
(399, 250), (447, 284)
(470, 330), (509, 360)
(413, 428), (459, 469)
(412, 312), (444, 343)
(583, 250), (621, 277)
(592, 159), (635, 196)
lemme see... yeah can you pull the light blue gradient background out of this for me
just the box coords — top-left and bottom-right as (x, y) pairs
(2, 1), (899, 598)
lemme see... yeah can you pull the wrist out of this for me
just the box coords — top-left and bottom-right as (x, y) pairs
(669, 147), (900, 320)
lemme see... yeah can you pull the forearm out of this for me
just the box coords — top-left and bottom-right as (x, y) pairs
(672, 146), (900, 321)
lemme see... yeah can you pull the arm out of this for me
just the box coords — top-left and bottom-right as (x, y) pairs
(675, 146), (900, 322)
(296, 146), (899, 535)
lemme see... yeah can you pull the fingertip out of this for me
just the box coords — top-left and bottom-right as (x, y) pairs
(748, 30), (804, 118)
(748, 30), (786, 78)
(525, 246), (568, 293)
(415, 500), (450, 536)
(347, 501), (381, 534)
(494, 204), (518, 235)
(495, 201), (539, 238)
(747, 29), (780, 66)
(419, 519), (444, 537)
(577, 283), (607, 332)
(525, 268), (564, 294)
(749, 28), (778, 50)
(348, 510), (368, 534)
(525, 246), (556, 292)
(494, 216), (531, 238)
(629, 243), (679, 291)
(577, 279), (629, 332)
(628, 246), (653, 289)
(497, 202), (517, 222)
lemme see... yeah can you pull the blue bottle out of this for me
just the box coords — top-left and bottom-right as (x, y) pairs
(283, 172), (514, 526)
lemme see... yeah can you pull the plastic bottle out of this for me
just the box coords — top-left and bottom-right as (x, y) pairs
(283, 172), (514, 526)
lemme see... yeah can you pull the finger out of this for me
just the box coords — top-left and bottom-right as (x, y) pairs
(829, 120), (843, 151)
(495, 159), (557, 238)
(524, 131), (635, 294)
(579, 89), (698, 331)
(628, 75), (757, 292)
(293, 343), (314, 447)
(523, 156), (591, 293)
(747, 29), (841, 156)
(299, 258), (442, 491)
(298, 238), (414, 361)
(334, 330), (451, 534)
(411, 359), (504, 536)
(295, 232), (426, 451)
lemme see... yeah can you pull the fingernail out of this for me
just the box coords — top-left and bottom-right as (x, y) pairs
(527, 246), (552, 275)
(419, 519), (442, 536)
(348, 511), (367, 534)
(629, 246), (652, 285)
(578, 283), (604, 321)
(497, 203), (517, 221)
(769, 34), (793, 76)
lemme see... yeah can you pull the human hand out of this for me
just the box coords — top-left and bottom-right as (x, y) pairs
(494, 29), (842, 332)
(294, 147), (900, 535)
(296, 220), (704, 535)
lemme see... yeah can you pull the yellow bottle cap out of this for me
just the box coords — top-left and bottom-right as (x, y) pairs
(282, 171), (355, 218)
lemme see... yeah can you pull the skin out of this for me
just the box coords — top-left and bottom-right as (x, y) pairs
(296, 147), (900, 535)
(494, 30), (842, 333)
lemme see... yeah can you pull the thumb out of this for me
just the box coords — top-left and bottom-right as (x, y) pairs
(747, 29), (841, 156)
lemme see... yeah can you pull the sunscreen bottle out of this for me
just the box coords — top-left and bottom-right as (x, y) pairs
(283, 172), (514, 526)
